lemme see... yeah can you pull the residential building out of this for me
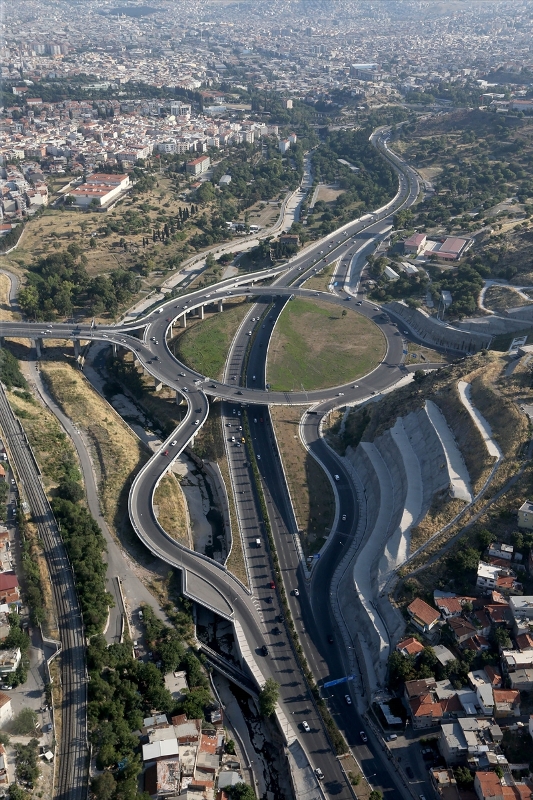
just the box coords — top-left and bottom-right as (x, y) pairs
(493, 689), (520, 717)
(474, 771), (503, 800)
(396, 637), (425, 657)
(447, 616), (477, 645)
(164, 670), (188, 703)
(509, 668), (533, 691)
(0, 693), (12, 726)
(279, 139), (291, 154)
(0, 573), (19, 607)
(429, 768), (461, 800)
(517, 500), (533, 529)
(509, 596), (533, 625)
(477, 562), (502, 591)
(144, 756), (180, 796)
(0, 648), (20, 675)
(488, 543), (514, 561)
(185, 155), (210, 176)
(407, 598), (440, 633)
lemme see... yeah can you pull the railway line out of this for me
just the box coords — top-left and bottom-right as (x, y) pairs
(0, 384), (88, 800)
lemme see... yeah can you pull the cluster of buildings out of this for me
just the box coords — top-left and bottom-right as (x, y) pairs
(0, 95), (284, 173)
(389, 536), (533, 765)
(403, 233), (474, 262)
(140, 705), (246, 800)
(0, 162), (48, 225)
(5, 1), (533, 111)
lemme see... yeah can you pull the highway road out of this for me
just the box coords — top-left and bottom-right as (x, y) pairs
(0, 126), (424, 796)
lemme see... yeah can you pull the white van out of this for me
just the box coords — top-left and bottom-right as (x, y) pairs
(255, 538), (261, 547)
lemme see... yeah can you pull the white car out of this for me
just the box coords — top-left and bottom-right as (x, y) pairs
(334, 474), (340, 481)
(171, 440), (177, 446)
(345, 694), (352, 705)
(194, 420), (200, 425)
(342, 514), (347, 521)
(302, 721), (310, 732)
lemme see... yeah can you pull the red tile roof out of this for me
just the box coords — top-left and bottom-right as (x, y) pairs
(407, 598), (440, 626)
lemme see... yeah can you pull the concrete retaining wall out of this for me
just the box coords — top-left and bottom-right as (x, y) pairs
(385, 301), (492, 351)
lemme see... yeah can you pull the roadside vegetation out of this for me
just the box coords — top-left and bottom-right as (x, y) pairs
(270, 406), (335, 555)
(267, 297), (385, 391)
(88, 603), (214, 800)
(383, 109), (533, 317)
(170, 299), (251, 380)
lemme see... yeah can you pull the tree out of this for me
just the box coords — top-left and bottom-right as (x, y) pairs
(56, 479), (84, 503)
(258, 678), (279, 717)
(491, 626), (511, 651)
(12, 708), (37, 735)
(225, 739), (236, 754)
(228, 784), (256, 800)
(454, 767), (474, 788)
(413, 369), (426, 385)
(369, 791), (383, 800)
(91, 771), (116, 800)
(8, 785), (30, 800)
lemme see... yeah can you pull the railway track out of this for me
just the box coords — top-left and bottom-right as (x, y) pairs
(0, 384), (88, 800)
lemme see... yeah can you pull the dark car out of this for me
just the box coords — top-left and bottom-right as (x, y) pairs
(272, 627), (281, 635)
(276, 614), (283, 623)
(261, 645), (269, 656)
(327, 634), (334, 644)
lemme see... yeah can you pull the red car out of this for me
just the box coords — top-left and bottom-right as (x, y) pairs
(270, 580), (275, 589)
(163, 450), (169, 456)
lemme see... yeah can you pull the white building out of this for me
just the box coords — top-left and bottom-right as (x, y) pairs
(0, 693), (12, 726)
(476, 562), (501, 590)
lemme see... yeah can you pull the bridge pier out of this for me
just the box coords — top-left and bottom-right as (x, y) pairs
(168, 322), (173, 337)
(112, 343), (118, 357)
(0, 337), (4, 348)
(218, 300), (223, 312)
(33, 338), (43, 358)
(73, 339), (80, 359)
(180, 313), (187, 329)
(154, 381), (163, 392)
(198, 305), (205, 320)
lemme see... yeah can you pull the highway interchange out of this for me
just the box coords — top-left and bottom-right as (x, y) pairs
(0, 128), (428, 798)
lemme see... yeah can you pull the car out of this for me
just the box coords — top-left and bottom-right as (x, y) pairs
(155, 341), (159, 345)
(327, 634), (334, 643)
(360, 731), (368, 743)
(337, 392), (344, 396)
(276, 614), (283, 623)
(315, 768), (324, 781)
(265, 596), (272, 603)
(345, 694), (352, 705)
(314, 292), (320, 296)
(388, 734), (398, 741)
(171, 440), (177, 446)
(253, 418), (257, 423)
(261, 645), (269, 656)
(231, 436), (236, 442)
(405, 767), (414, 779)
(257, 454), (261, 460)
(138, 610), (143, 620)
(237, 411), (241, 416)
(232, 409), (236, 414)
(356, 300), (362, 305)
(352, 384), (359, 388)
(247, 331), (252, 336)
(163, 450), (169, 456)
(180, 372), (186, 377)
(334, 474), (340, 481)
(272, 627), (281, 635)
(182, 387), (189, 392)
(293, 588), (300, 597)
(194, 420), (200, 425)
(342, 514), (347, 521)
(270, 580), (275, 589)
(302, 721), (310, 732)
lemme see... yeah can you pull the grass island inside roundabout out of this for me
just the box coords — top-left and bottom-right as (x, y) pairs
(171, 294), (387, 391)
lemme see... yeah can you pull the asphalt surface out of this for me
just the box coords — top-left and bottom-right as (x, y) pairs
(0, 127), (423, 795)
